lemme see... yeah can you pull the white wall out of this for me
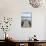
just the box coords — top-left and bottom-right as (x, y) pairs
(0, 0), (46, 40)
(44, 15), (46, 40)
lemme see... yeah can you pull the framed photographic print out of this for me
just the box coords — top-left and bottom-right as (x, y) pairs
(21, 12), (32, 28)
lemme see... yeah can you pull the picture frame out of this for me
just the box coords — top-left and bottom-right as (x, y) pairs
(21, 12), (32, 28)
